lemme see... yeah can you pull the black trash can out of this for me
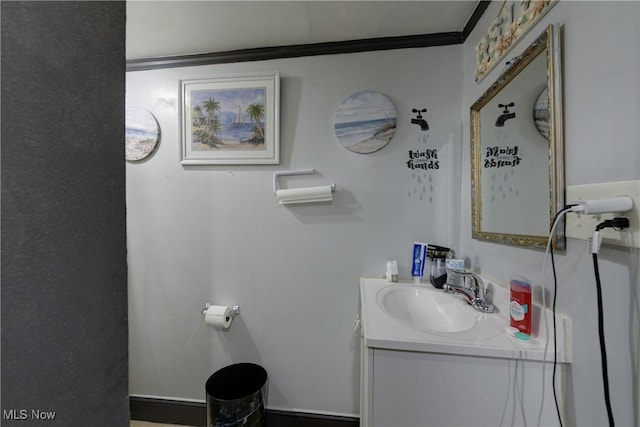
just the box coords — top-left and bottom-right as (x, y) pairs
(206, 363), (268, 427)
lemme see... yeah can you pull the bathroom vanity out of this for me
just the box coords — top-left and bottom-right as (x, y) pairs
(359, 277), (572, 427)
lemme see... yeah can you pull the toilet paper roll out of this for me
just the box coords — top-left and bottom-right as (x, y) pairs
(276, 186), (333, 205)
(204, 305), (234, 329)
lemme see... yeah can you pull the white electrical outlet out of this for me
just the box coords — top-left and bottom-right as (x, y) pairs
(565, 180), (640, 249)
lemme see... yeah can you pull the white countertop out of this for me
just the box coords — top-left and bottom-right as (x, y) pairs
(360, 276), (572, 362)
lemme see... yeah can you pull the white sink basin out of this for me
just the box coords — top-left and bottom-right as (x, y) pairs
(377, 285), (476, 333)
(375, 284), (505, 340)
(361, 277), (572, 362)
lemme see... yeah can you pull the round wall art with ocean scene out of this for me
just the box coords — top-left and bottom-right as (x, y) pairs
(533, 87), (550, 141)
(334, 91), (397, 154)
(125, 107), (160, 162)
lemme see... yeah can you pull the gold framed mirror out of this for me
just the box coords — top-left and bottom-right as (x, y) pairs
(470, 24), (564, 249)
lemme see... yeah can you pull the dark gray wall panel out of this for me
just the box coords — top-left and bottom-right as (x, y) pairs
(1, 2), (128, 426)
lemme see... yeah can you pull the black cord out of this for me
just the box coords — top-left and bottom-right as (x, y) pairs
(592, 252), (615, 427)
(590, 217), (629, 426)
(548, 206), (573, 427)
(547, 213), (624, 427)
(549, 243), (563, 427)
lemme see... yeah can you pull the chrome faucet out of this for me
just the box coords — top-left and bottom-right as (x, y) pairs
(443, 272), (494, 313)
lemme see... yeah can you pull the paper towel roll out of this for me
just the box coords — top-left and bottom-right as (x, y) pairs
(204, 305), (233, 329)
(276, 185), (333, 205)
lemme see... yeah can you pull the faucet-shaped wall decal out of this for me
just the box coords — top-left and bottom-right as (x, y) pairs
(411, 108), (429, 131)
(495, 102), (516, 127)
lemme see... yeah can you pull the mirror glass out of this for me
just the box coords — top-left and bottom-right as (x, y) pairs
(471, 24), (564, 249)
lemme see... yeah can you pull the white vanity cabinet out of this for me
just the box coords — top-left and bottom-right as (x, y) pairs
(359, 277), (572, 427)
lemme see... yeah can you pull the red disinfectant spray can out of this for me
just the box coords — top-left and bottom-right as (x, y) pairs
(510, 276), (532, 336)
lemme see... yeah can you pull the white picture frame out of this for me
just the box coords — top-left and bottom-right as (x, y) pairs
(179, 72), (279, 165)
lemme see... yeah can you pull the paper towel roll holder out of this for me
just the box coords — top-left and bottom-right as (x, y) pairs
(202, 303), (240, 317)
(273, 169), (336, 193)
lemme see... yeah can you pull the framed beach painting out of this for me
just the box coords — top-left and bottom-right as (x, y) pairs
(180, 72), (279, 165)
(334, 91), (397, 154)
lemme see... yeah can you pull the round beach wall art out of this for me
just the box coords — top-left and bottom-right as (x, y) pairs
(125, 107), (160, 162)
(334, 91), (397, 154)
(533, 87), (550, 141)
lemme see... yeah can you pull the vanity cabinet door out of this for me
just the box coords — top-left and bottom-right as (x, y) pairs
(370, 348), (560, 426)
(371, 349), (482, 426)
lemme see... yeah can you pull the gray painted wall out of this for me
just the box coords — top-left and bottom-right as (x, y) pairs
(125, 0), (640, 424)
(126, 46), (463, 414)
(1, 2), (129, 426)
(461, 2), (640, 426)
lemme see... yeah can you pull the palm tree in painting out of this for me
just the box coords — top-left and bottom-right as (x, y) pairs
(192, 105), (207, 137)
(198, 97), (223, 147)
(203, 98), (221, 129)
(192, 104), (206, 143)
(246, 102), (265, 144)
(192, 105), (203, 124)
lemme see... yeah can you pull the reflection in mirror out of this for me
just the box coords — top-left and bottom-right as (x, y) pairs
(471, 24), (564, 249)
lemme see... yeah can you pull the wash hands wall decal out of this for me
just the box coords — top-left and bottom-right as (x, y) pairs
(406, 106), (441, 203)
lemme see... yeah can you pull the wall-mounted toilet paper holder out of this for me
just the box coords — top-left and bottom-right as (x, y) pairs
(201, 303), (240, 317)
(272, 169), (336, 193)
